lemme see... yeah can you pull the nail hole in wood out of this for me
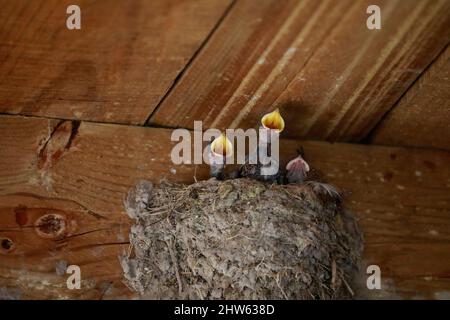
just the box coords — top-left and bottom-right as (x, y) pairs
(1, 238), (14, 252)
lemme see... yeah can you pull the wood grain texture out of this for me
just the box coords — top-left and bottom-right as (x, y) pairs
(1, 115), (450, 299)
(369, 46), (450, 151)
(0, 0), (232, 124)
(148, 0), (450, 142)
(0, 194), (131, 299)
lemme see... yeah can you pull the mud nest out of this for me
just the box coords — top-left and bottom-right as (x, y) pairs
(120, 178), (363, 299)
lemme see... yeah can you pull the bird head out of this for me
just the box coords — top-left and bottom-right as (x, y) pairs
(286, 154), (310, 183)
(210, 133), (233, 158)
(261, 108), (285, 133)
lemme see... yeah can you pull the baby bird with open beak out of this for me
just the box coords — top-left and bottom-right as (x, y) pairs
(286, 148), (341, 201)
(208, 133), (233, 180)
(239, 108), (284, 183)
(286, 149), (310, 184)
(260, 108), (285, 136)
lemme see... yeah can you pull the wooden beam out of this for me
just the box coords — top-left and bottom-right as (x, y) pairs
(1, 115), (449, 299)
(148, 0), (450, 142)
(370, 46), (450, 151)
(0, 0), (232, 124)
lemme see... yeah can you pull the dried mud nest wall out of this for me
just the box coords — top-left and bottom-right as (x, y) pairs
(121, 178), (363, 299)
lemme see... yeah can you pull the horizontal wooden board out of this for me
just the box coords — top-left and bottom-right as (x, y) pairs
(370, 46), (450, 150)
(149, 0), (450, 142)
(1, 115), (450, 299)
(0, 0), (232, 124)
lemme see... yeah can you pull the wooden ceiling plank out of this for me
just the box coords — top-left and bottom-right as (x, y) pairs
(369, 46), (450, 150)
(148, 0), (450, 143)
(0, 0), (232, 124)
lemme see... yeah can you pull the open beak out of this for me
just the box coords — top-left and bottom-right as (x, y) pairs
(261, 108), (285, 133)
(286, 155), (310, 173)
(211, 133), (233, 158)
(286, 155), (310, 183)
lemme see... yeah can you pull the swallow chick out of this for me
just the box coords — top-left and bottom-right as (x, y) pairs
(286, 150), (341, 203)
(239, 108), (285, 183)
(286, 149), (310, 184)
(209, 133), (233, 180)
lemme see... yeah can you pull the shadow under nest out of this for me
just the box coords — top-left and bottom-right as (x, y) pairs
(121, 177), (363, 300)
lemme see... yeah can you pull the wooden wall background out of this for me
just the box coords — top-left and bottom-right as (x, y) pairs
(0, 0), (449, 299)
